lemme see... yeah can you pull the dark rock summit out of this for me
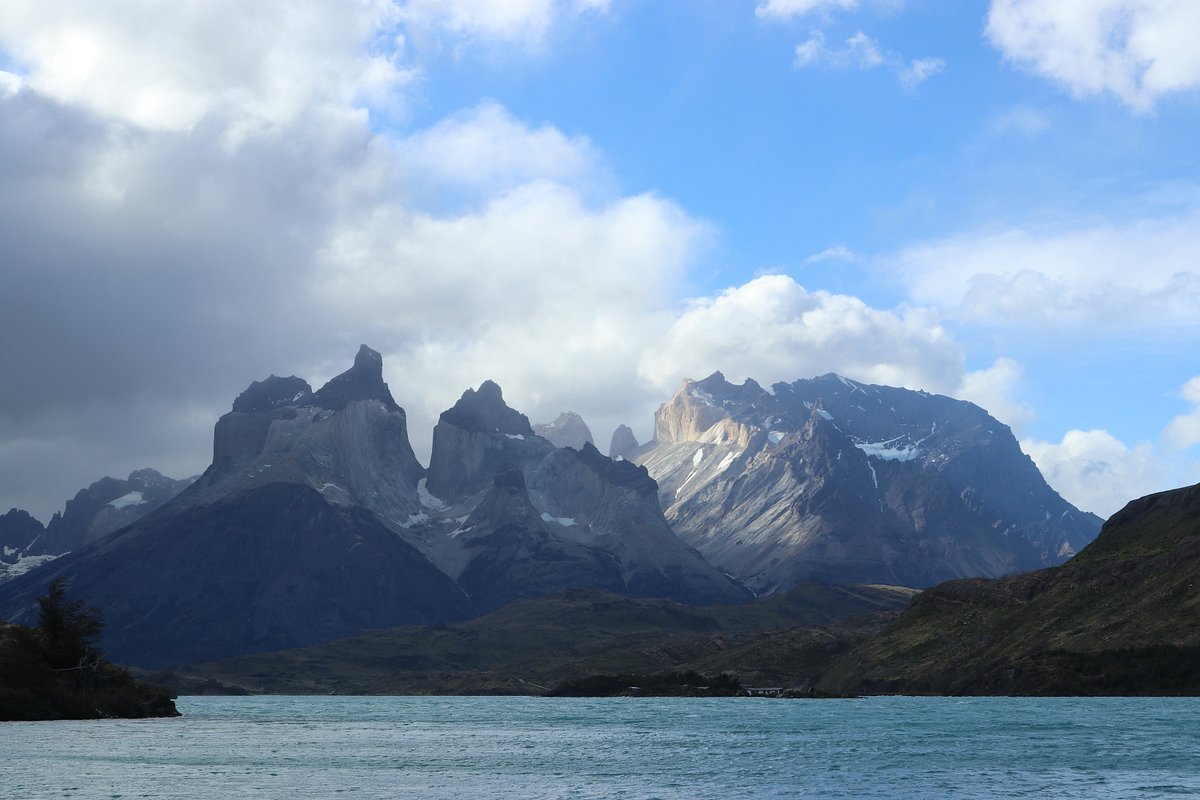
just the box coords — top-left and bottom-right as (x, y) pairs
(0, 509), (43, 555)
(426, 381), (550, 499)
(232, 375), (313, 413)
(310, 344), (400, 413)
(438, 380), (534, 437)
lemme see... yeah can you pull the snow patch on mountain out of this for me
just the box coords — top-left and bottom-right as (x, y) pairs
(854, 436), (923, 462)
(402, 511), (429, 528)
(717, 451), (742, 471)
(108, 491), (146, 509)
(0, 553), (59, 581)
(417, 478), (447, 510)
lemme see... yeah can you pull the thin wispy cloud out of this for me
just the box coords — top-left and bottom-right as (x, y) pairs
(792, 30), (944, 89)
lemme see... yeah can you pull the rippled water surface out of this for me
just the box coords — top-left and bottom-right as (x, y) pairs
(3, 696), (1199, 799)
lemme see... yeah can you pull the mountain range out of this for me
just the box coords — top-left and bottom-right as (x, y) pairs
(634, 372), (1101, 593)
(0, 346), (1100, 670)
(167, 479), (1198, 697)
(0, 347), (744, 667)
(1, 469), (193, 583)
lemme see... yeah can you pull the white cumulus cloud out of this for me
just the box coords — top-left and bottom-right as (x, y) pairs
(315, 178), (707, 456)
(958, 357), (1034, 435)
(987, 0), (1200, 112)
(638, 274), (964, 396)
(393, 100), (607, 206)
(1164, 376), (1200, 450)
(0, 0), (410, 133)
(1023, 429), (1175, 518)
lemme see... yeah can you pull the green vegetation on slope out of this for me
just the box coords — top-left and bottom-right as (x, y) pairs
(0, 579), (178, 720)
(161, 583), (914, 695)
(819, 483), (1200, 696)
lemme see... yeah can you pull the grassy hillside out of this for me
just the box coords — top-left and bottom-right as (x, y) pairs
(819, 483), (1200, 695)
(161, 583), (914, 694)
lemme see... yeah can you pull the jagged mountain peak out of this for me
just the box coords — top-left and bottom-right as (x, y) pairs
(187, 345), (424, 524)
(0, 509), (44, 553)
(427, 382), (551, 499)
(691, 371), (767, 397)
(311, 344), (400, 413)
(461, 463), (545, 533)
(439, 380), (534, 437)
(572, 442), (659, 497)
(534, 411), (594, 450)
(232, 375), (313, 413)
(608, 424), (639, 460)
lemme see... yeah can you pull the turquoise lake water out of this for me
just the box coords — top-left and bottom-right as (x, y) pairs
(2, 695), (1199, 799)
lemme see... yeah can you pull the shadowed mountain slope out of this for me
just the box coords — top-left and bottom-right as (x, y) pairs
(818, 482), (1200, 695)
(162, 583), (915, 694)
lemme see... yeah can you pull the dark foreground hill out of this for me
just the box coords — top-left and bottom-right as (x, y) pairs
(156, 583), (914, 695)
(0, 580), (177, 720)
(819, 482), (1200, 695)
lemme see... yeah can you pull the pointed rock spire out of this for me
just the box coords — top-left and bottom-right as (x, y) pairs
(608, 424), (639, 460)
(534, 412), (593, 450)
(312, 345), (400, 412)
(438, 380), (534, 436)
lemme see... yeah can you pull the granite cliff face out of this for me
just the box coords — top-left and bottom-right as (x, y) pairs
(0, 346), (470, 666)
(636, 372), (1102, 593)
(181, 345), (425, 529)
(413, 382), (752, 611)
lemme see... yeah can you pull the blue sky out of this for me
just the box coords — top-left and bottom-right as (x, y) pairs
(0, 0), (1198, 519)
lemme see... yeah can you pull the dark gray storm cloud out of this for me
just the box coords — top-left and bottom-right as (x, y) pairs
(0, 91), (395, 519)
